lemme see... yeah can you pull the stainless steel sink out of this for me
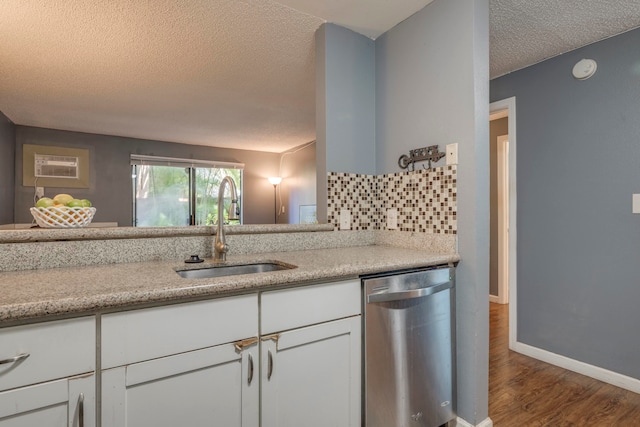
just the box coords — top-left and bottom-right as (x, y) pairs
(176, 262), (295, 279)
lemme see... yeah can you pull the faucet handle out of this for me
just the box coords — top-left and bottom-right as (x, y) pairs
(213, 242), (228, 262)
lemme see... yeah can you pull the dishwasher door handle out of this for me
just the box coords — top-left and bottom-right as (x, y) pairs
(367, 281), (452, 303)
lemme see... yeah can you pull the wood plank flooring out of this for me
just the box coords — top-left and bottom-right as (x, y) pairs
(489, 303), (640, 426)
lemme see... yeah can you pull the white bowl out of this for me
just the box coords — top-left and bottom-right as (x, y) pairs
(30, 207), (97, 228)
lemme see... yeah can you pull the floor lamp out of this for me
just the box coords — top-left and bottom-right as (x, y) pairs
(268, 177), (282, 223)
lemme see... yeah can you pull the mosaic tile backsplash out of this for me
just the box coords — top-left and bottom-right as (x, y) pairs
(327, 166), (457, 234)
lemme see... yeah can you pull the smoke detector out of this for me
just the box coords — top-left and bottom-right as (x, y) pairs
(572, 59), (597, 80)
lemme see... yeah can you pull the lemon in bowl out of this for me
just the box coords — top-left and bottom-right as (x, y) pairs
(53, 193), (74, 205)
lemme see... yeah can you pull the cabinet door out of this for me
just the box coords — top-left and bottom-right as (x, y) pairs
(261, 316), (361, 427)
(0, 317), (95, 393)
(0, 374), (95, 427)
(102, 341), (258, 427)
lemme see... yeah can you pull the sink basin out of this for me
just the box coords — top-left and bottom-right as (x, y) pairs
(176, 262), (295, 279)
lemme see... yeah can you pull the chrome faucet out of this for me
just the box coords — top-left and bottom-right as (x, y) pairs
(214, 176), (240, 262)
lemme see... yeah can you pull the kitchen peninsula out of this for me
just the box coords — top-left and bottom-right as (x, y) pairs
(0, 225), (458, 427)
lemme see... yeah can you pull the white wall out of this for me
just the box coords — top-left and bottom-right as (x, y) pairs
(375, 0), (490, 423)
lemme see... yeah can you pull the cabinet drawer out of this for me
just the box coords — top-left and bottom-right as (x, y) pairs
(261, 279), (361, 334)
(0, 317), (95, 392)
(101, 294), (258, 369)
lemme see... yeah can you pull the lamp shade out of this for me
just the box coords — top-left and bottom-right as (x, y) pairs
(268, 176), (282, 185)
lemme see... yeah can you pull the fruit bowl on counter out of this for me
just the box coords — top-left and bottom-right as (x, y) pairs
(30, 193), (96, 228)
(30, 206), (97, 228)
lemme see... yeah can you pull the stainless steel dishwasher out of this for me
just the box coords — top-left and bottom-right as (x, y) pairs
(363, 266), (455, 427)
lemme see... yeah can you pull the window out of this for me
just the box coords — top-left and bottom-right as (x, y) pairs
(131, 155), (243, 227)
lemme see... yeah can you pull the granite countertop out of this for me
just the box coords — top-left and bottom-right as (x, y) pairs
(0, 245), (458, 324)
(0, 223), (334, 243)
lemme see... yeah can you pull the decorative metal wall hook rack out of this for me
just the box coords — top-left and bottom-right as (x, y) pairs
(398, 145), (446, 171)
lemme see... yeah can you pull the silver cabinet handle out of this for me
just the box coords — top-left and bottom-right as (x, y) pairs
(267, 350), (274, 380)
(247, 353), (254, 386)
(0, 353), (30, 365)
(78, 393), (84, 427)
(367, 281), (452, 303)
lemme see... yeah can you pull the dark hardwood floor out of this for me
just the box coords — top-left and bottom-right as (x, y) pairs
(489, 303), (640, 426)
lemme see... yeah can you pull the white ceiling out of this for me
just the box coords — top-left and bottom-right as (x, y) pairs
(1, 0), (639, 153)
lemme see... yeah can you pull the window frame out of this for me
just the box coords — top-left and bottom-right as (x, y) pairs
(130, 155), (244, 227)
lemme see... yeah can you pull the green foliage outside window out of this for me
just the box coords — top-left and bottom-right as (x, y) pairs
(134, 164), (241, 227)
(195, 168), (242, 226)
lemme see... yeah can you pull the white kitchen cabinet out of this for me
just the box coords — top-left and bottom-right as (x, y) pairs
(0, 374), (95, 427)
(100, 294), (259, 427)
(261, 279), (362, 335)
(100, 280), (362, 427)
(102, 342), (258, 427)
(261, 316), (361, 427)
(0, 317), (96, 427)
(260, 280), (362, 427)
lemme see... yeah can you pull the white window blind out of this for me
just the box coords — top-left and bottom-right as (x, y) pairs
(130, 154), (244, 170)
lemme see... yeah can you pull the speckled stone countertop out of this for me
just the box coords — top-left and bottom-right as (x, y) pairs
(0, 245), (458, 325)
(0, 223), (334, 243)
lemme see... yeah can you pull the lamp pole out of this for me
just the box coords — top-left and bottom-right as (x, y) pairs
(272, 184), (277, 223)
(268, 177), (282, 224)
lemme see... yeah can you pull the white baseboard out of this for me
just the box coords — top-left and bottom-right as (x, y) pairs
(512, 341), (640, 394)
(456, 416), (493, 427)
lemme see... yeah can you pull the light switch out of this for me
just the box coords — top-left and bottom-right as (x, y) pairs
(446, 143), (458, 165)
(340, 209), (351, 230)
(387, 208), (398, 230)
(633, 194), (640, 213)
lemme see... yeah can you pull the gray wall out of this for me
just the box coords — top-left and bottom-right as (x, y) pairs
(316, 23), (376, 221)
(375, 0), (490, 423)
(0, 111), (15, 225)
(489, 117), (508, 296)
(279, 142), (316, 224)
(321, 24), (376, 175)
(491, 27), (640, 379)
(14, 126), (280, 225)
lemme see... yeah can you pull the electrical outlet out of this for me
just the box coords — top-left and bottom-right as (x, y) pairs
(633, 194), (640, 213)
(340, 209), (351, 230)
(35, 187), (45, 198)
(446, 143), (459, 165)
(387, 208), (398, 229)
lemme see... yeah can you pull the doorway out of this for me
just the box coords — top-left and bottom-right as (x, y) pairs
(489, 119), (509, 305)
(489, 96), (517, 348)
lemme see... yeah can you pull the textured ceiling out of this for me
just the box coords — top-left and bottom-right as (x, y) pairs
(275, 0), (434, 39)
(490, 0), (640, 78)
(1, 0), (639, 153)
(0, 0), (324, 153)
